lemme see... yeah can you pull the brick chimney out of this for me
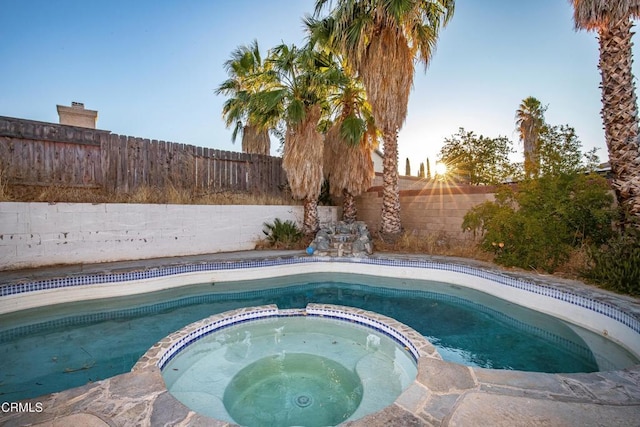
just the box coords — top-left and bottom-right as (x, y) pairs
(56, 102), (98, 128)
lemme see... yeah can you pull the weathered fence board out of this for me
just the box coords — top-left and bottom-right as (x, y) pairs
(0, 116), (286, 195)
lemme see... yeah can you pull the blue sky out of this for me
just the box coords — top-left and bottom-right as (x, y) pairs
(1, 0), (636, 171)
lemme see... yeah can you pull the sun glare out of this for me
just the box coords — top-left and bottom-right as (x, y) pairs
(434, 162), (447, 176)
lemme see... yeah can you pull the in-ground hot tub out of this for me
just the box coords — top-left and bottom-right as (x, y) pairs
(137, 304), (436, 426)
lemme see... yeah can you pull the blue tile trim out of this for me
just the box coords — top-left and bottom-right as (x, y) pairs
(2, 256), (639, 336)
(157, 307), (420, 370)
(305, 306), (420, 363)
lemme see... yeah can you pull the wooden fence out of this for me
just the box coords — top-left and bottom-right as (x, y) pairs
(0, 116), (286, 195)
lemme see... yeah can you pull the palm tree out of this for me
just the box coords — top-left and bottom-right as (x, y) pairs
(306, 16), (377, 223)
(254, 43), (337, 234)
(515, 96), (547, 178)
(323, 70), (377, 223)
(314, 0), (455, 239)
(568, 0), (640, 222)
(215, 40), (272, 155)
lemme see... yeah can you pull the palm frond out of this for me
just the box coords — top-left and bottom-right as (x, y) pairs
(216, 39), (274, 154)
(340, 113), (366, 146)
(286, 99), (306, 126)
(570, 0), (640, 30)
(282, 105), (324, 200)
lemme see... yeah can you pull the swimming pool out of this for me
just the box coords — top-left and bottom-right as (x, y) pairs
(2, 266), (638, 402)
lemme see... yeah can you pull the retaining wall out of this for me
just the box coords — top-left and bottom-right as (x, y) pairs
(0, 203), (337, 271)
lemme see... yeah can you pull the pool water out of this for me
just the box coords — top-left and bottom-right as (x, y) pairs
(224, 353), (362, 427)
(1, 273), (637, 401)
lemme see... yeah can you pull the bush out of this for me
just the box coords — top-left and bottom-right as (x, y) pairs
(462, 174), (614, 272)
(584, 226), (640, 296)
(262, 218), (303, 248)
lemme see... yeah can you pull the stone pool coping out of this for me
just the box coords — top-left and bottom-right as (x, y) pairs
(1, 251), (639, 426)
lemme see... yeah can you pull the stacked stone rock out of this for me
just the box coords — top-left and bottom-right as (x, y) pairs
(308, 221), (373, 257)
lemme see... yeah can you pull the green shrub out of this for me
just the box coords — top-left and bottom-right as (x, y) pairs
(462, 174), (614, 272)
(263, 218), (303, 248)
(584, 227), (640, 296)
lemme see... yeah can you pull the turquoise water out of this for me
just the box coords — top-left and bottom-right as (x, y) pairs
(1, 273), (638, 402)
(223, 353), (363, 427)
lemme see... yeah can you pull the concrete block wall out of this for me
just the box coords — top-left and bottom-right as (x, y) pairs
(357, 184), (497, 240)
(0, 203), (337, 271)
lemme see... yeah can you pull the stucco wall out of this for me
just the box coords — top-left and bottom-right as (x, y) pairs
(0, 203), (337, 271)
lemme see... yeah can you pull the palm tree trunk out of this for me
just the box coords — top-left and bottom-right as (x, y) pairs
(598, 17), (640, 223)
(380, 130), (402, 238)
(302, 196), (320, 235)
(342, 189), (357, 223)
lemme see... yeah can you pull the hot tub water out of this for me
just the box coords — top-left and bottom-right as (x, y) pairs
(161, 309), (419, 425)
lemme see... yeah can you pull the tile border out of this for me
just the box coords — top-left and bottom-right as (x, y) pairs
(2, 256), (639, 336)
(144, 304), (429, 372)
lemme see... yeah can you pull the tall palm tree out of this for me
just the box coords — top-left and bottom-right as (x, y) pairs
(215, 40), (272, 155)
(314, 0), (455, 238)
(254, 43), (337, 234)
(568, 0), (640, 222)
(323, 72), (377, 223)
(324, 121), (377, 223)
(515, 96), (547, 178)
(306, 16), (377, 223)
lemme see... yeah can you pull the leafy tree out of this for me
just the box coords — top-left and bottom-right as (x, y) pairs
(313, 0), (455, 238)
(418, 162), (425, 178)
(583, 147), (602, 173)
(569, 0), (640, 224)
(585, 225), (640, 295)
(405, 158), (411, 176)
(437, 128), (516, 185)
(426, 158), (432, 180)
(463, 174), (615, 272)
(462, 118), (616, 274)
(538, 124), (586, 176)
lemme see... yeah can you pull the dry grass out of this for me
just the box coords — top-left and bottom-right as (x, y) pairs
(4, 183), (298, 206)
(0, 166), (10, 202)
(254, 234), (313, 251)
(554, 245), (592, 279)
(34, 186), (110, 204)
(372, 230), (494, 262)
(196, 191), (299, 206)
(126, 186), (159, 204)
(373, 230), (594, 283)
